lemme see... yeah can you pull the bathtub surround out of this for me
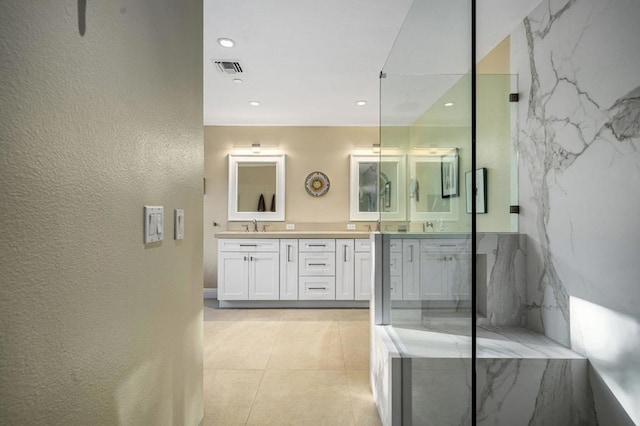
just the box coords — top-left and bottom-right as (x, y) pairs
(512, 0), (640, 422)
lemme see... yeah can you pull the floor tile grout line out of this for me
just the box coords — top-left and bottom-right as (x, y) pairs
(337, 320), (358, 424)
(203, 306), (378, 425)
(242, 367), (266, 426)
(263, 320), (284, 370)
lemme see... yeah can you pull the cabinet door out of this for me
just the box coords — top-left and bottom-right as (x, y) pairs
(218, 252), (248, 300)
(279, 240), (298, 300)
(420, 253), (446, 300)
(354, 251), (372, 300)
(449, 254), (472, 300)
(336, 239), (355, 300)
(402, 240), (420, 300)
(248, 252), (280, 300)
(390, 276), (403, 300)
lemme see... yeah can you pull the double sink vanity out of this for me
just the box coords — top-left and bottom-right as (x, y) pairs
(216, 231), (373, 308)
(216, 150), (473, 308)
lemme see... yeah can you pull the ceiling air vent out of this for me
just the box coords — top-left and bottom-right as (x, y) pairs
(213, 60), (243, 74)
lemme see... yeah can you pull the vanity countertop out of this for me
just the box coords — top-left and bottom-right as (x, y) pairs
(215, 231), (371, 239)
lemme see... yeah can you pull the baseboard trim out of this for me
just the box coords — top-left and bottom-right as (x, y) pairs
(218, 300), (369, 309)
(203, 288), (218, 299)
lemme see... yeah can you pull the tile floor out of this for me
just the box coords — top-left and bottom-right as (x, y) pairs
(203, 299), (381, 426)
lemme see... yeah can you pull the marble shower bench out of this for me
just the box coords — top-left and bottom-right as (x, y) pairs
(369, 232), (596, 426)
(372, 324), (596, 426)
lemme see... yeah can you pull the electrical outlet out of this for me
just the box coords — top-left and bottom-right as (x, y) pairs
(286, 223), (295, 230)
(347, 223), (356, 230)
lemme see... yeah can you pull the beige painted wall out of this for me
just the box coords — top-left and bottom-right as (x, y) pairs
(204, 126), (378, 288)
(0, 1), (203, 424)
(407, 37), (512, 232)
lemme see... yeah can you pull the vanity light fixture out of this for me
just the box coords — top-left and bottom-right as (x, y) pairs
(356, 100), (367, 106)
(251, 143), (261, 154)
(233, 78), (243, 84)
(249, 101), (261, 106)
(444, 102), (454, 107)
(217, 38), (235, 48)
(412, 147), (458, 156)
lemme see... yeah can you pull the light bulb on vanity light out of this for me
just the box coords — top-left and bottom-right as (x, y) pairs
(217, 38), (235, 48)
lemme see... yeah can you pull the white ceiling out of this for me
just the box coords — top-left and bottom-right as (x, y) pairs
(203, 0), (541, 127)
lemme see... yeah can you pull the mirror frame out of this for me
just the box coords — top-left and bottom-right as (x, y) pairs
(408, 154), (459, 221)
(228, 154), (286, 221)
(349, 154), (406, 221)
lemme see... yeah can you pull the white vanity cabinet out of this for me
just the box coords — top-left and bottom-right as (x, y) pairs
(389, 239), (403, 300)
(402, 240), (420, 300)
(336, 239), (355, 300)
(218, 239), (280, 300)
(279, 239), (298, 300)
(420, 239), (471, 301)
(298, 239), (336, 300)
(354, 239), (372, 300)
(336, 239), (372, 301)
(217, 236), (372, 305)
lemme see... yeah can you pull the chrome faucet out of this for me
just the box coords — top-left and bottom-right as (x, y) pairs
(252, 219), (258, 232)
(423, 221), (434, 232)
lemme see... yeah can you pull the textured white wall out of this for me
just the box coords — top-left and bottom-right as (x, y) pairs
(0, 1), (204, 424)
(512, 0), (640, 423)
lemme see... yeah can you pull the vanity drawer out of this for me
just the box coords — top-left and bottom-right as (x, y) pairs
(420, 239), (470, 254)
(354, 239), (371, 252)
(299, 252), (336, 276)
(390, 239), (402, 252)
(298, 276), (336, 300)
(299, 239), (336, 252)
(218, 239), (280, 252)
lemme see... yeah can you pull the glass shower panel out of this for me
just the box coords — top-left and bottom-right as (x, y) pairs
(379, 0), (474, 423)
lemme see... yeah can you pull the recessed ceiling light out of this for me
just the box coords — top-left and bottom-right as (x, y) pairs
(217, 38), (235, 48)
(249, 101), (261, 106)
(444, 102), (454, 107)
(356, 100), (367, 106)
(233, 78), (243, 84)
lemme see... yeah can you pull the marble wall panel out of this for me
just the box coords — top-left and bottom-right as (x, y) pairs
(477, 233), (527, 326)
(477, 358), (595, 426)
(511, 0), (640, 422)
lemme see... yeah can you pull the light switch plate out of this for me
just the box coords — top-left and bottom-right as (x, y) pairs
(175, 209), (185, 240)
(286, 223), (295, 230)
(144, 206), (164, 243)
(347, 223), (356, 230)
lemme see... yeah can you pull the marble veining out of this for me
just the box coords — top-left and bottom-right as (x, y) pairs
(477, 233), (527, 327)
(388, 325), (583, 360)
(516, 0), (640, 344)
(477, 358), (596, 426)
(513, 0), (640, 421)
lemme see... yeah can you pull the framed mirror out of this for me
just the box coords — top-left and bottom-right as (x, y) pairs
(349, 154), (406, 221)
(408, 152), (459, 221)
(228, 154), (285, 221)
